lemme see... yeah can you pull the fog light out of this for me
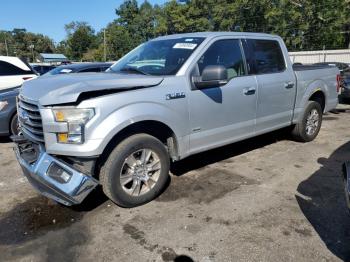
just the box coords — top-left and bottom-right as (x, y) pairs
(47, 163), (72, 183)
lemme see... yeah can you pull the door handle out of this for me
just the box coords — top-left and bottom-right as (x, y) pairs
(284, 82), (294, 89)
(243, 87), (256, 95)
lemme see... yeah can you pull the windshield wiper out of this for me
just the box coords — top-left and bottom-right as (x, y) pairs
(118, 66), (149, 75)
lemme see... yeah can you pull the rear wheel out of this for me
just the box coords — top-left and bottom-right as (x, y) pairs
(291, 101), (323, 142)
(100, 134), (170, 207)
(10, 114), (19, 136)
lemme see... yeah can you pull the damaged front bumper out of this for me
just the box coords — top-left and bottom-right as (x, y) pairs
(13, 136), (98, 206)
(342, 162), (350, 212)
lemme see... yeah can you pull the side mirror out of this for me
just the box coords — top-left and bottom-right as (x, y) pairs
(193, 65), (228, 89)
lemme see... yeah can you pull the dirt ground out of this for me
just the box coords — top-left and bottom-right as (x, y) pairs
(1, 106), (350, 262)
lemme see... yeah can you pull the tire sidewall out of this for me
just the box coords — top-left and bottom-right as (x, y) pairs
(10, 114), (19, 135)
(106, 135), (170, 207)
(301, 101), (323, 142)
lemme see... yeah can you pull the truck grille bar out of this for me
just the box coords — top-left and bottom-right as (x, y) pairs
(17, 96), (44, 143)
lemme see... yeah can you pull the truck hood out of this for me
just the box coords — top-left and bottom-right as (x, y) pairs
(20, 72), (164, 106)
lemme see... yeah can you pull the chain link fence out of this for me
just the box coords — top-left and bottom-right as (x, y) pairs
(289, 49), (350, 64)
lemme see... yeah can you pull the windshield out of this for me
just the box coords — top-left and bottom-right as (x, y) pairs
(109, 37), (205, 76)
(45, 67), (74, 76)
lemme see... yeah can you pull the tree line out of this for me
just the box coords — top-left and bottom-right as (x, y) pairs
(1, 0), (350, 62)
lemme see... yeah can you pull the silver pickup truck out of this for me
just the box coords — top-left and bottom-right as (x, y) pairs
(13, 32), (339, 207)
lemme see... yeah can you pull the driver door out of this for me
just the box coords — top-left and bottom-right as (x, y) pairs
(188, 38), (258, 154)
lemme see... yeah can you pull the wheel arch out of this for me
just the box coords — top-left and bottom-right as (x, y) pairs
(293, 80), (329, 124)
(8, 110), (18, 135)
(95, 120), (180, 179)
(309, 90), (326, 112)
(299, 79), (328, 113)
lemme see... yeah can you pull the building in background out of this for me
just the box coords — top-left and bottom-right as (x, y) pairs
(38, 53), (69, 64)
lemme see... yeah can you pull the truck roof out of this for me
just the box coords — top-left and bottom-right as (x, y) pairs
(154, 32), (280, 41)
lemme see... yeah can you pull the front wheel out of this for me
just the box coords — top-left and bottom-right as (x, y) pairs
(100, 134), (170, 207)
(10, 114), (19, 136)
(291, 101), (323, 142)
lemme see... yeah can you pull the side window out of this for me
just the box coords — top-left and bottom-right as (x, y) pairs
(242, 40), (256, 75)
(197, 39), (246, 80)
(0, 61), (31, 76)
(246, 39), (286, 74)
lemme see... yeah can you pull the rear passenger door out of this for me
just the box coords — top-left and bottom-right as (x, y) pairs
(243, 39), (296, 133)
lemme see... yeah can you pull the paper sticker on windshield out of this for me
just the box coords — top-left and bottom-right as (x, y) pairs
(173, 43), (197, 50)
(60, 69), (72, 73)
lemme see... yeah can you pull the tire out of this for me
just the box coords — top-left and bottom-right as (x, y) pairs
(291, 101), (323, 142)
(10, 114), (19, 136)
(100, 133), (170, 207)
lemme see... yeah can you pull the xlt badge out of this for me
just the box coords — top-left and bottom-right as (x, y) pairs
(166, 92), (186, 100)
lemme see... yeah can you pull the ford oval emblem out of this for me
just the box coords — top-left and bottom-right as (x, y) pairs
(19, 108), (29, 123)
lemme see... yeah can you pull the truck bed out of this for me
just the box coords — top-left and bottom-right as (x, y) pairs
(293, 64), (334, 71)
(293, 64), (339, 114)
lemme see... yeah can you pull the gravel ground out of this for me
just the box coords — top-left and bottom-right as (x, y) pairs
(0, 105), (350, 262)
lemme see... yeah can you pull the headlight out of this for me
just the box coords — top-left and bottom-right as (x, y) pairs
(0, 101), (8, 111)
(53, 108), (95, 123)
(52, 108), (95, 144)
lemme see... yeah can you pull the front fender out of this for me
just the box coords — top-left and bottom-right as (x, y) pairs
(89, 102), (188, 155)
(45, 77), (190, 158)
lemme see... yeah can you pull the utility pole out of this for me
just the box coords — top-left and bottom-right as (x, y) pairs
(4, 38), (9, 56)
(29, 44), (35, 62)
(103, 29), (107, 62)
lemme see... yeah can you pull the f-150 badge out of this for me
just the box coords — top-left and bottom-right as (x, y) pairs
(166, 92), (186, 100)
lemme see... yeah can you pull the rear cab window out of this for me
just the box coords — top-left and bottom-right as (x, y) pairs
(242, 39), (286, 75)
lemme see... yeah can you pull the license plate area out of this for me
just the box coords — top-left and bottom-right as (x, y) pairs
(17, 141), (40, 164)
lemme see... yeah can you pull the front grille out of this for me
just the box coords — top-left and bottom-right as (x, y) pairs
(17, 96), (44, 143)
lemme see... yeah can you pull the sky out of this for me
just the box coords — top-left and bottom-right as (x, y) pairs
(0, 0), (167, 43)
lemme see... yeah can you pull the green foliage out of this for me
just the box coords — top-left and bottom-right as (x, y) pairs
(105, 22), (134, 60)
(1, 0), (349, 62)
(64, 21), (96, 61)
(0, 29), (54, 62)
(82, 45), (105, 62)
(263, 0), (350, 50)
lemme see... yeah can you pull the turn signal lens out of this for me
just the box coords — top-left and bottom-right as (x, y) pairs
(57, 133), (68, 143)
(55, 111), (65, 122)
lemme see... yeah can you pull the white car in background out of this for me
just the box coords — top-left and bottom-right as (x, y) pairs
(0, 56), (37, 90)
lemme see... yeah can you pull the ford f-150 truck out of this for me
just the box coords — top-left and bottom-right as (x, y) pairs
(12, 32), (339, 207)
